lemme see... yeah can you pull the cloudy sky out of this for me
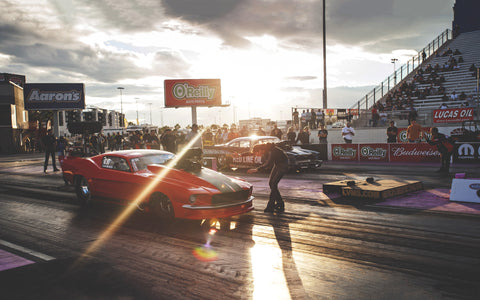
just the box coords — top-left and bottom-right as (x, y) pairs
(1, 0), (454, 127)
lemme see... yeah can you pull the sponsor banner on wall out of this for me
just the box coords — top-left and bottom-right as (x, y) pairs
(348, 109), (359, 116)
(331, 144), (358, 161)
(24, 83), (85, 110)
(453, 142), (480, 163)
(359, 143), (389, 162)
(325, 109), (335, 116)
(389, 143), (440, 163)
(397, 127), (432, 143)
(433, 108), (474, 123)
(164, 79), (222, 107)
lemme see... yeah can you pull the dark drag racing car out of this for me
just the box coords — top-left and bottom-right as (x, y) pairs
(203, 136), (322, 172)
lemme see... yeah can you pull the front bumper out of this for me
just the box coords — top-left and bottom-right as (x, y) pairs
(179, 196), (254, 219)
(182, 196), (254, 210)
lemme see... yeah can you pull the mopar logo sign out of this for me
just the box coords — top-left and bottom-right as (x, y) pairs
(458, 144), (474, 157)
(453, 142), (480, 163)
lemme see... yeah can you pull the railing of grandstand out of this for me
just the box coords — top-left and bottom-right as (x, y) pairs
(350, 29), (451, 113)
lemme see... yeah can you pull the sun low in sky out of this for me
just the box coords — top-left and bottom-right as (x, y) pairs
(0, 0), (454, 126)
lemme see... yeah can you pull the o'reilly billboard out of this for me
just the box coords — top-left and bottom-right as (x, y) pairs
(24, 83), (85, 110)
(164, 79), (222, 107)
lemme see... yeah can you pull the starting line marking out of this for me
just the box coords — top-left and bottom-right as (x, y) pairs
(0, 239), (55, 261)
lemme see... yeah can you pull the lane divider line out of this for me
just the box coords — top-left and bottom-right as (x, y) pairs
(0, 239), (55, 261)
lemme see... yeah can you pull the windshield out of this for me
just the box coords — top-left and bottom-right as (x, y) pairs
(255, 137), (280, 146)
(130, 153), (175, 172)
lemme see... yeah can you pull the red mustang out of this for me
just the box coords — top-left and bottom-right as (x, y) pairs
(61, 149), (254, 221)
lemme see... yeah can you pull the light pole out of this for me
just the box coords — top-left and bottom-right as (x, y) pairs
(160, 107), (164, 127)
(135, 97), (140, 125)
(117, 87), (124, 127)
(149, 103), (153, 125)
(322, 0), (327, 109)
(391, 58), (398, 86)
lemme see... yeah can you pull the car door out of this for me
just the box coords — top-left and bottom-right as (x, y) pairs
(93, 156), (140, 202)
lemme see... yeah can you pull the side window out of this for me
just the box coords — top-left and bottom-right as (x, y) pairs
(239, 140), (250, 148)
(229, 141), (239, 147)
(102, 157), (115, 169)
(102, 156), (130, 172)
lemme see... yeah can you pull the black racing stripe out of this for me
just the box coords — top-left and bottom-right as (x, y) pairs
(195, 168), (242, 193)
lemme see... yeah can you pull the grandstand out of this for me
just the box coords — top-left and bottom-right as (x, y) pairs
(413, 30), (480, 112)
(351, 29), (480, 128)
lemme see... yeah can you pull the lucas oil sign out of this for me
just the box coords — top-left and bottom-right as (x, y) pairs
(24, 83), (85, 110)
(164, 79), (222, 107)
(433, 108), (474, 123)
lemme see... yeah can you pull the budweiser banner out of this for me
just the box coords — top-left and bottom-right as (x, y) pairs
(331, 144), (358, 161)
(433, 108), (474, 123)
(359, 143), (389, 162)
(389, 143), (440, 163)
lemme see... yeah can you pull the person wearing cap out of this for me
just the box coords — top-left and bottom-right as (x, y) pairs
(247, 142), (289, 213)
(426, 127), (454, 174)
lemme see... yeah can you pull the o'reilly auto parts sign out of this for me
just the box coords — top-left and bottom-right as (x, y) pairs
(164, 79), (222, 107)
(24, 83), (85, 110)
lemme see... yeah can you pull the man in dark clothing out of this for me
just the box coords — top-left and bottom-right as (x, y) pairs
(296, 126), (310, 145)
(407, 105), (418, 125)
(42, 129), (59, 173)
(317, 125), (328, 144)
(161, 128), (177, 153)
(247, 142), (289, 213)
(145, 130), (160, 149)
(386, 121), (398, 143)
(270, 124), (283, 140)
(286, 127), (296, 145)
(426, 127), (454, 173)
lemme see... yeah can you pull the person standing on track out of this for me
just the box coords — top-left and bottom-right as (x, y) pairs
(42, 129), (59, 173)
(247, 142), (289, 213)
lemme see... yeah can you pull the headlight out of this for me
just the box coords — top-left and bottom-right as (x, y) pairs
(189, 194), (211, 205)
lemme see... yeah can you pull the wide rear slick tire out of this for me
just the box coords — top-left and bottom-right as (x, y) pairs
(75, 176), (92, 207)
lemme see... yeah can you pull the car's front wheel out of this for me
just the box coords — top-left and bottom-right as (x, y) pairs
(75, 176), (92, 207)
(149, 193), (175, 222)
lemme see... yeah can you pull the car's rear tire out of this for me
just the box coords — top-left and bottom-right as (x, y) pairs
(149, 193), (175, 222)
(75, 176), (92, 207)
(216, 155), (229, 170)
